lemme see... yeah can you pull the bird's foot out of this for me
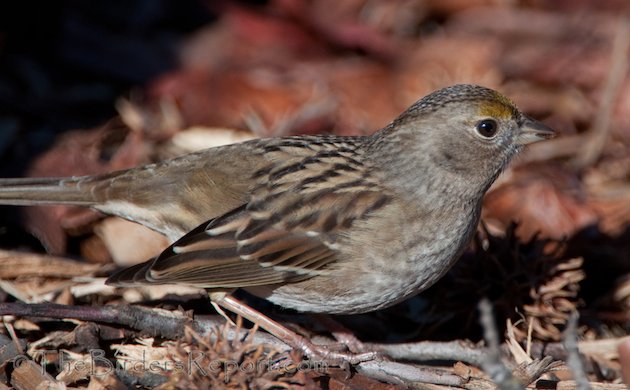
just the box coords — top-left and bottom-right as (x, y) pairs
(212, 294), (382, 367)
(293, 338), (381, 366)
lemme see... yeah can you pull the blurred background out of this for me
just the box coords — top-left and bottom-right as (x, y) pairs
(1, 0), (630, 386)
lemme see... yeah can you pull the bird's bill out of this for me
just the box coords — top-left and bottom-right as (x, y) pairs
(517, 115), (556, 145)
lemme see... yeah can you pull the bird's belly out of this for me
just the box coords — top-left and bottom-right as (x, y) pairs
(246, 251), (457, 314)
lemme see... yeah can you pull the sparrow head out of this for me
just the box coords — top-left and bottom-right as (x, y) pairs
(370, 84), (555, 196)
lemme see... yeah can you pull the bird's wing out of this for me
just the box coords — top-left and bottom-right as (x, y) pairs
(107, 136), (392, 288)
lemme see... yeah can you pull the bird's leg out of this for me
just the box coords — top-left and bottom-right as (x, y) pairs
(209, 293), (379, 366)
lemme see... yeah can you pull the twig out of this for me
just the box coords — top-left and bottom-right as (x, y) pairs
(365, 340), (485, 366)
(0, 302), (193, 339)
(3, 320), (23, 355)
(573, 17), (630, 168)
(355, 360), (468, 388)
(478, 299), (523, 390)
(0, 302), (290, 351)
(563, 311), (592, 390)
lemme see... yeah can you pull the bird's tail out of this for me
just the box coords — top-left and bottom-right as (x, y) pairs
(0, 176), (99, 206)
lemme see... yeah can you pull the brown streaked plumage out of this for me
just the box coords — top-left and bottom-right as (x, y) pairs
(0, 84), (554, 360)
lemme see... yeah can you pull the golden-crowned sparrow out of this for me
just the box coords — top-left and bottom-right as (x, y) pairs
(0, 84), (554, 361)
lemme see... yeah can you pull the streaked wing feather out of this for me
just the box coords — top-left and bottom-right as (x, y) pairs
(108, 136), (392, 289)
(231, 137), (391, 273)
(138, 208), (308, 287)
(148, 261), (293, 287)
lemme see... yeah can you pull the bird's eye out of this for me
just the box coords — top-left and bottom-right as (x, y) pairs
(475, 119), (499, 138)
